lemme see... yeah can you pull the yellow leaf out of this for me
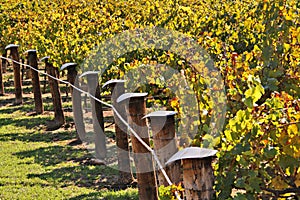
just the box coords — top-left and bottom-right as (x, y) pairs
(285, 15), (293, 21)
(295, 171), (300, 187)
(170, 98), (179, 108)
(284, 43), (291, 52)
(287, 124), (298, 135)
(253, 45), (261, 52)
(271, 176), (289, 189)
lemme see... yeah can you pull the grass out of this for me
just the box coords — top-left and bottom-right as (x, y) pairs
(0, 91), (138, 199)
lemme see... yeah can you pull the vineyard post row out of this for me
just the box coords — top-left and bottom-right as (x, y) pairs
(0, 45), (218, 200)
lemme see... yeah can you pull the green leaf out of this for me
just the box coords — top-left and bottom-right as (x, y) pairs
(266, 78), (279, 91)
(244, 97), (253, 108)
(269, 69), (284, 78)
(278, 155), (299, 172)
(262, 46), (272, 61)
(263, 147), (277, 159)
(247, 171), (262, 192)
(233, 193), (249, 200)
(235, 177), (246, 189)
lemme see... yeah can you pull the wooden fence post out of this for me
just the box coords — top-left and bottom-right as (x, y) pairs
(166, 147), (217, 200)
(2, 51), (7, 73)
(0, 57), (4, 96)
(21, 58), (25, 81)
(61, 63), (85, 142)
(26, 50), (43, 114)
(80, 71), (106, 163)
(5, 44), (22, 105)
(41, 56), (65, 130)
(143, 111), (181, 186)
(117, 93), (159, 200)
(102, 80), (134, 183)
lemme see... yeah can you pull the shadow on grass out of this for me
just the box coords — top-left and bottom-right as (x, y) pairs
(0, 105), (22, 113)
(0, 115), (50, 129)
(69, 191), (138, 200)
(15, 145), (136, 191)
(0, 97), (32, 108)
(14, 145), (89, 166)
(68, 192), (103, 200)
(27, 164), (119, 188)
(0, 99), (60, 114)
(0, 95), (71, 113)
(4, 86), (35, 94)
(26, 164), (138, 199)
(0, 105), (74, 130)
(0, 130), (76, 142)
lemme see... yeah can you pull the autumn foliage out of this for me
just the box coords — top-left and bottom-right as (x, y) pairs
(1, 0), (299, 198)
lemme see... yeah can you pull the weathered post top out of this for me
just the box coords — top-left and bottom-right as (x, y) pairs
(102, 79), (126, 89)
(79, 71), (99, 78)
(79, 71), (100, 82)
(143, 110), (177, 119)
(116, 92), (148, 103)
(5, 44), (19, 50)
(24, 49), (38, 60)
(60, 62), (78, 87)
(24, 49), (37, 54)
(166, 147), (217, 165)
(24, 49), (38, 61)
(167, 147), (217, 200)
(60, 62), (77, 71)
(40, 56), (50, 63)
